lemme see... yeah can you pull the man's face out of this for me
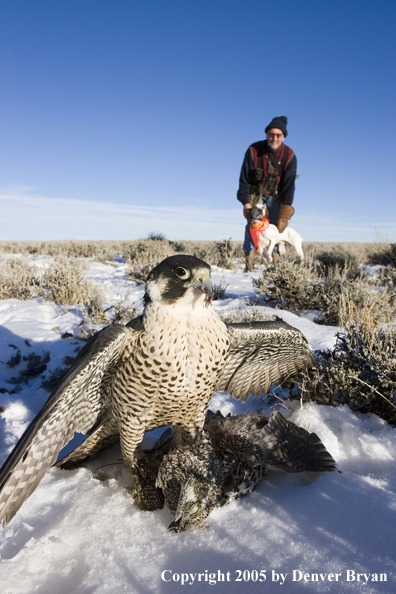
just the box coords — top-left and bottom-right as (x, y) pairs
(266, 128), (284, 151)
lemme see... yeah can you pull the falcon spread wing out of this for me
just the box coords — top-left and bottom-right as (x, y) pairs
(0, 255), (316, 528)
(0, 324), (135, 527)
(218, 321), (315, 401)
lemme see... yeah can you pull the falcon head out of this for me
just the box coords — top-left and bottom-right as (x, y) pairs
(144, 255), (213, 306)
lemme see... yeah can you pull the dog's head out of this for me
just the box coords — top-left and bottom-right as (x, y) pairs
(251, 201), (269, 222)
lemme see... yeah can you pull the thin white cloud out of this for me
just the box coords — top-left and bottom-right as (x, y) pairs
(0, 192), (242, 241)
(0, 192), (394, 243)
(293, 212), (396, 243)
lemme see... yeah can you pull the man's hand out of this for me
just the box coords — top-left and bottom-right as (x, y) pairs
(243, 203), (252, 221)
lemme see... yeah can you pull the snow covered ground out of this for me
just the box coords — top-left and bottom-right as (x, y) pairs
(0, 258), (395, 593)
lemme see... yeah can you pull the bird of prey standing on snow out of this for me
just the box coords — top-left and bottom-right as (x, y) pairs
(0, 255), (315, 526)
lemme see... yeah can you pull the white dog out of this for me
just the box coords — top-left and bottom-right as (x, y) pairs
(249, 199), (304, 267)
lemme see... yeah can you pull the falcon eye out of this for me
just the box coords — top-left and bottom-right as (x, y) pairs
(174, 267), (191, 280)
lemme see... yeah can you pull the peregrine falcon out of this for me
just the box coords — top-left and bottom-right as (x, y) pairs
(0, 255), (315, 527)
(134, 410), (338, 532)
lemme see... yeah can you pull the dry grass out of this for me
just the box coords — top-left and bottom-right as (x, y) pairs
(311, 245), (360, 277)
(0, 240), (124, 261)
(367, 243), (396, 266)
(0, 238), (245, 263)
(253, 258), (314, 311)
(294, 316), (396, 425)
(0, 255), (104, 316)
(253, 255), (395, 326)
(40, 257), (103, 306)
(126, 238), (178, 284)
(195, 240), (241, 270)
(0, 238), (380, 269)
(219, 306), (275, 324)
(0, 257), (40, 300)
(304, 241), (374, 264)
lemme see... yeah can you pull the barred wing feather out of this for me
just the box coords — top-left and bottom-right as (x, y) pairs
(218, 321), (315, 402)
(259, 411), (339, 473)
(0, 324), (133, 527)
(206, 411), (338, 473)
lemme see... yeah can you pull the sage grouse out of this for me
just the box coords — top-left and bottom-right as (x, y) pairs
(136, 410), (338, 532)
(0, 255), (315, 527)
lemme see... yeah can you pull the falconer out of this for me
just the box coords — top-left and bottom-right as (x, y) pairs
(237, 116), (297, 271)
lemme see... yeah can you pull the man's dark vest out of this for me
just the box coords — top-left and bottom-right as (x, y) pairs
(248, 141), (294, 207)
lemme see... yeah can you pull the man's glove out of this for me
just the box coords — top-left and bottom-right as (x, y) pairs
(276, 204), (294, 232)
(243, 203), (252, 221)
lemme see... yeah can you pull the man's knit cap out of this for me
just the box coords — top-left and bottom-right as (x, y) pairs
(265, 116), (288, 137)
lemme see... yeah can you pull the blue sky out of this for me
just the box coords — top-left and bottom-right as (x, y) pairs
(1, 0), (395, 242)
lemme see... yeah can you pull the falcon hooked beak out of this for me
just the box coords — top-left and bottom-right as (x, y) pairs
(188, 273), (213, 306)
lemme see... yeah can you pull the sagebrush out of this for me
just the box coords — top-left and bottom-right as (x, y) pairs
(253, 258), (394, 325)
(0, 257), (40, 300)
(294, 315), (396, 425)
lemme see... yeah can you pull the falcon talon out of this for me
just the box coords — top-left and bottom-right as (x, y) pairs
(167, 518), (182, 533)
